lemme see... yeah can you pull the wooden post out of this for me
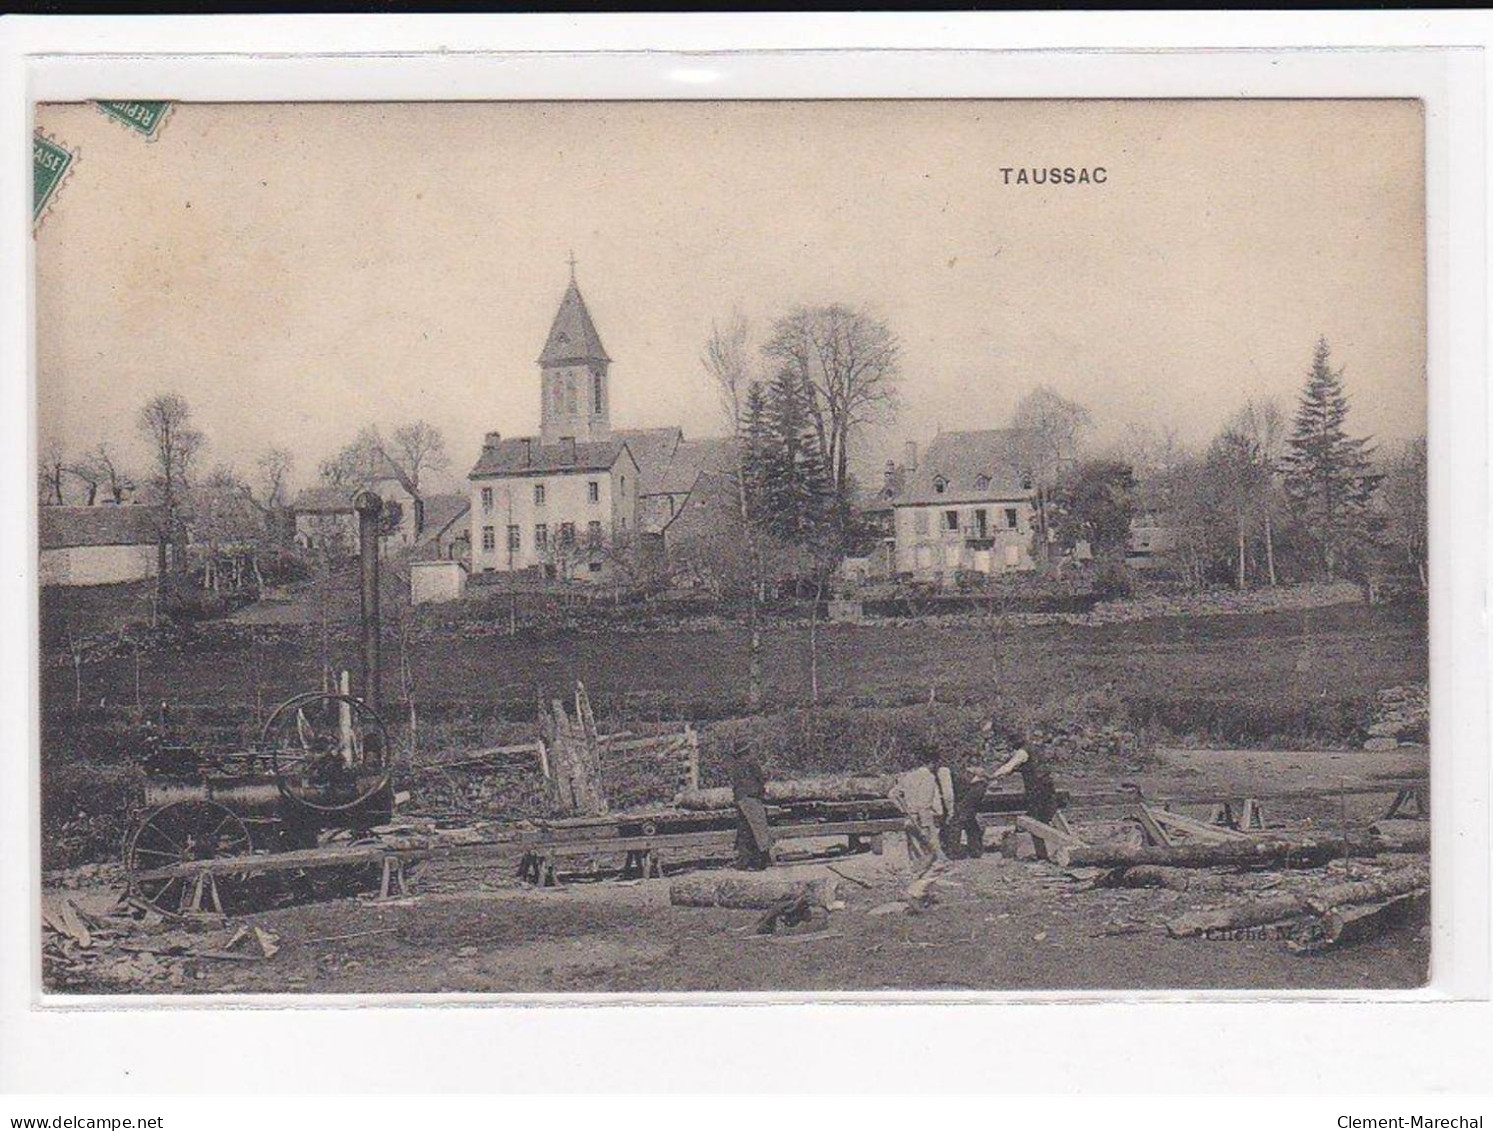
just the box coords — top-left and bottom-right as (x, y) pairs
(683, 724), (700, 793)
(338, 670), (354, 766)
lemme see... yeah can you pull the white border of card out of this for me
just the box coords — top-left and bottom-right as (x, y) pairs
(1, 15), (1488, 1097)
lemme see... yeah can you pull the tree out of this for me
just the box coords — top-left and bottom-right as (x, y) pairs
(1049, 458), (1137, 560)
(89, 442), (136, 505)
(1280, 339), (1380, 581)
(1204, 426), (1265, 590)
(255, 446), (294, 510)
(391, 421), (450, 491)
(38, 437), (67, 506)
(320, 425), (388, 487)
(1009, 386), (1093, 563)
(1227, 398), (1287, 586)
(702, 314), (765, 709)
(65, 452), (103, 506)
(762, 304), (900, 518)
(137, 393), (204, 580)
(1382, 434), (1428, 590)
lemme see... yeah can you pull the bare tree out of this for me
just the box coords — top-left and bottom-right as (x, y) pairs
(90, 442), (136, 505)
(1227, 398), (1287, 586)
(1010, 386), (1093, 563)
(65, 453), (103, 506)
(255, 446), (294, 510)
(762, 304), (901, 509)
(321, 425), (387, 487)
(137, 393), (204, 581)
(1383, 434), (1428, 590)
(38, 436), (67, 506)
(702, 313), (765, 709)
(392, 421), (450, 491)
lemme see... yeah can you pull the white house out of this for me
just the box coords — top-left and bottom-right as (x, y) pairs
(39, 505), (162, 587)
(890, 430), (1038, 582)
(468, 275), (642, 582)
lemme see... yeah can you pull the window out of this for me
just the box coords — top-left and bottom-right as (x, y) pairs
(507, 525), (521, 553)
(973, 509), (989, 538)
(975, 474), (991, 491)
(593, 373), (604, 415)
(588, 561), (603, 573)
(1005, 507), (1019, 530)
(620, 516), (628, 531)
(620, 476), (626, 494)
(481, 487), (493, 512)
(913, 511), (929, 535)
(560, 522), (576, 548)
(587, 480), (600, 504)
(535, 523), (548, 550)
(943, 510), (960, 533)
(1005, 544), (1021, 567)
(481, 525), (495, 552)
(933, 476), (948, 494)
(534, 483), (546, 506)
(587, 520), (603, 548)
(565, 377), (577, 414)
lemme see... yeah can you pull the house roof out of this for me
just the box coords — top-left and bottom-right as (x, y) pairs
(469, 435), (632, 478)
(614, 427), (683, 492)
(537, 280), (610, 366)
(892, 429), (1037, 507)
(418, 493), (470, 541)
(39, 505), (163, 550)
(291, 485), (360, 514)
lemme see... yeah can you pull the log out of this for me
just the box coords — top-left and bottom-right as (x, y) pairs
(675, 775), (897, 810)
(1097, 865), (1227, 892)
(1166, 866), (1429, 937)
(669, 874), (838, 911)
(1052, 835), (1390, 871)
(1368, 819), (1431, 852)
(1288, 889), (1430, 954)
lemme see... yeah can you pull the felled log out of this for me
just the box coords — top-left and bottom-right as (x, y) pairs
(669, 874), (839, 911)
(1052, 835), (1386, 871)
(1166, 866), (1429, 937)
(1287, 889), (1430, 954)
(1368, 819), (1431, 852)
(675, 775), (897, 810)
(1097, 865), (1227, 892)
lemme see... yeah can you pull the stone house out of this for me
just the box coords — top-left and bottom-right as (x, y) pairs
(39, 505), (163, 587)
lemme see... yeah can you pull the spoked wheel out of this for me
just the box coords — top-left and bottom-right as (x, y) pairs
(126, 799), (254, 912)
(260, 691), (393, 815)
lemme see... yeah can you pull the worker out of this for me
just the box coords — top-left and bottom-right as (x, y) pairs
(983, 717), (1060, 823)
(726, 741), (774, 871)
(940, 738), (990, 860)
(889, 737), (955, 894)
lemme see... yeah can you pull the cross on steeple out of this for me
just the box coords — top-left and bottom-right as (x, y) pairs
(566, 249), (578, 282)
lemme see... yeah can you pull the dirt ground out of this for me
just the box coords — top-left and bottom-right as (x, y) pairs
(43, 747), (1429, 996)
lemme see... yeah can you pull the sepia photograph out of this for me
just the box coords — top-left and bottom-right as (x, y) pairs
(33, 96), (1431, 997)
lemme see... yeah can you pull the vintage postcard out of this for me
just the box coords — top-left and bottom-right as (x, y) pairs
(33, 97), (1430, 997)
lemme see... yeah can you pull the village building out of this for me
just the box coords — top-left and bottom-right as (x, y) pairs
(291, 447), (424, 557)
(888, 430), (1038, 582)
(468, 270), (732, 585)
(39, 505), (163, 587)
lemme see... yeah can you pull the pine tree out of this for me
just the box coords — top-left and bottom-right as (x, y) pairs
(1280, 338), (1380, 580)
(762, 369), (833, 543)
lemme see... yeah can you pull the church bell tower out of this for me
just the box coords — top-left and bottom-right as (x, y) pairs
(538, 256), (611, 446)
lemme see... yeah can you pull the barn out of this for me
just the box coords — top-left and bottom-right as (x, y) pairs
(39, 506), (163, 587)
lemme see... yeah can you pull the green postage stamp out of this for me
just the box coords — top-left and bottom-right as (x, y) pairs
(95, 100), (171, 139)
(32, 132), (75, 225)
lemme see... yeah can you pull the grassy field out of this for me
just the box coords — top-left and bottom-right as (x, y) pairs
(43, 597), (1426, 741)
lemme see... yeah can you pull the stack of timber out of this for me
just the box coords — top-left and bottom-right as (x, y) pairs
(669, 873), (839, 911)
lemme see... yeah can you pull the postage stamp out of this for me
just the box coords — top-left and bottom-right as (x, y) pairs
(93, 100), (171, 140)
(31, 131), (75, 226)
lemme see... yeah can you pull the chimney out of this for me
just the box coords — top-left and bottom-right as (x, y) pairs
(483, 431), (502, 453)
(561, 436), (577, 464)
(903, 440), (918, 472)
(884, 460), (898, 493)
(520, 437), (532, 466)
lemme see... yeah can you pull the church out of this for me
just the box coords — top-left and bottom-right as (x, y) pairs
(468, 269), (726, 583)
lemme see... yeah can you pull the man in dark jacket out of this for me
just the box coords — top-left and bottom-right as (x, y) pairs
(983, 717), (1060, 823)
(726, 743), (774, 871)
(939, 742), (989, 859)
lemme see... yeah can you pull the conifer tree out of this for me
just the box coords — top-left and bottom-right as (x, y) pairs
(1280, 338), (1380, 580)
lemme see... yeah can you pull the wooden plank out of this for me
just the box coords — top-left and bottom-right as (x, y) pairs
(1149, 807), (1252, 843)
(1130, 805), (1176, 848)
(1016, 815), (1088, 853)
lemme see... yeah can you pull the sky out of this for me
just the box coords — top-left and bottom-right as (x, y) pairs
(35, 99), (1425, 496)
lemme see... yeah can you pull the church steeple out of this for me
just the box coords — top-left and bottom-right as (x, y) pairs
(538, 263), (611, 444)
